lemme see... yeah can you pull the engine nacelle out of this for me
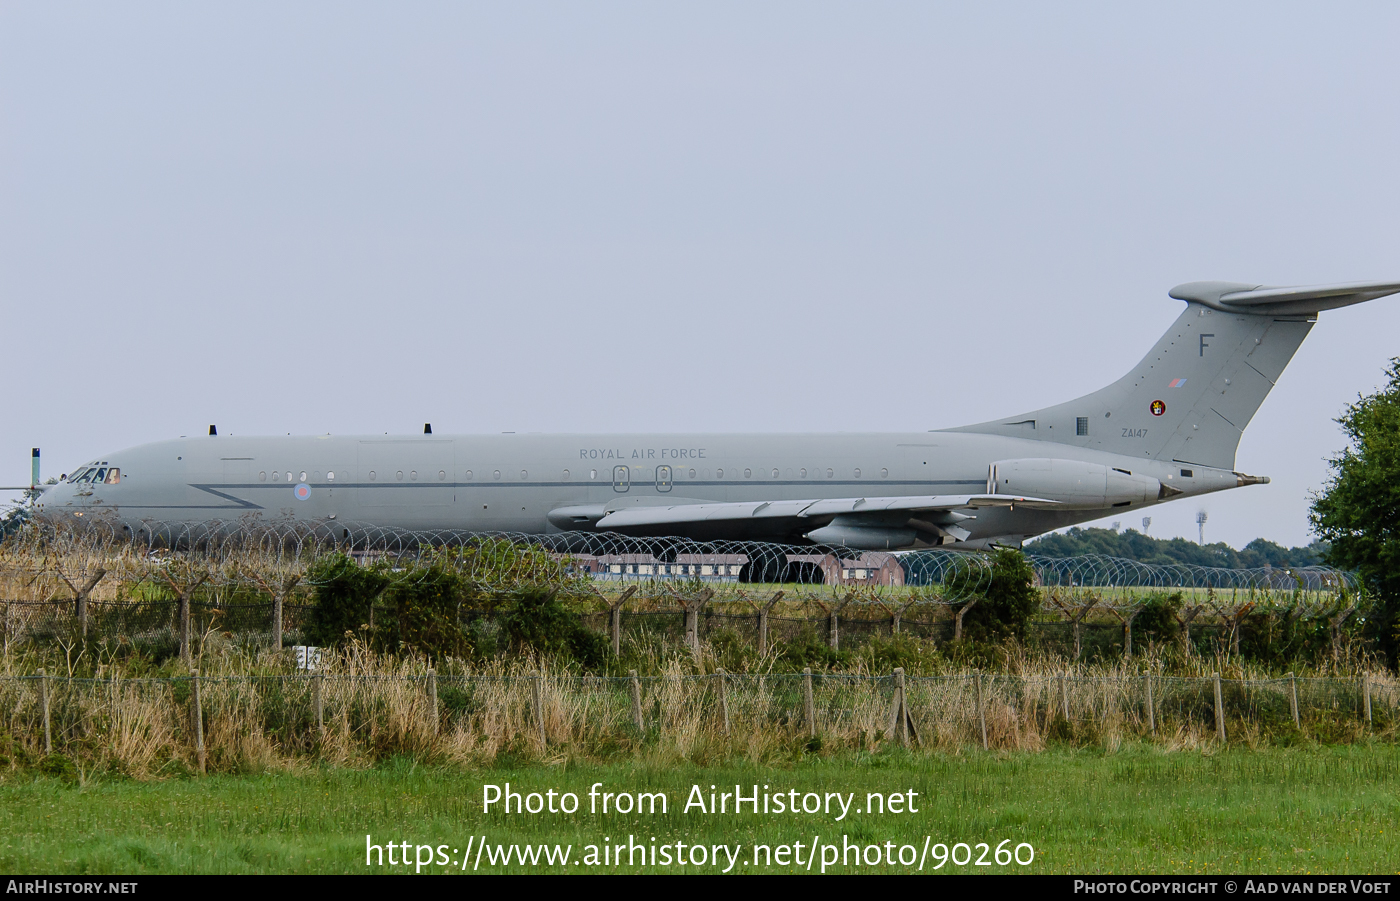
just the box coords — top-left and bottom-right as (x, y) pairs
(988, 458), (1162, 509)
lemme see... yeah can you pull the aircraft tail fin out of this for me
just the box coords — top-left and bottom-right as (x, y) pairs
(950, 280), (1400, 471)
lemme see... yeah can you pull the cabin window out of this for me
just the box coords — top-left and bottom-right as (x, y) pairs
(259, 471), (267, 481)
(880, 468), (888, 478)
(272, 471), (280, 481)
(93, 468), (108, 483)
(689, 468), (696, 478)
(563, 469), (570, 479)
(369, 471), (376, 481)
(589, 469), (596, 479)
(438, 470), (446, 480)
(286, 472), (294, 482)
(800, 468), (807, 478)
(854, 468), (861, 478)
(465, 470), (473, 479)
(327, 471), (335, 481)
(410, 471), (417, 481)
(493, 470), (501, 480)
(716, 468), (724, 478)
(826, 468), (833, 478)
(744, 469), (751, 479)
(396, 471), (404, 481)
(72, 469), (92, 484)
(520, 470), (528, 479)
(300, 472), (307, 482)
(771, 469), (779, 478)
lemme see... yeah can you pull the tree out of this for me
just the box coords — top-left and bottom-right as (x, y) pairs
(1310, 358), (1400, 666)
(957, 548), (1041, 644)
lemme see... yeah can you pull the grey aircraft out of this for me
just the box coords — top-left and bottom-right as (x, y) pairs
(25, 279), (1400, 550)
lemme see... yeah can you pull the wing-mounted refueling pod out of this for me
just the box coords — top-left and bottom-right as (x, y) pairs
(987, 458), (1175, 509)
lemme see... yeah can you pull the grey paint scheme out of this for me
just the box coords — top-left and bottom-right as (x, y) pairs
(35, 280), (1400, 550)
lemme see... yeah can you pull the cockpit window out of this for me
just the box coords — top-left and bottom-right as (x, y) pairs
(104, 468), (121, 484)
(92, 468), (108, 484)
(72, 468), (94, 484)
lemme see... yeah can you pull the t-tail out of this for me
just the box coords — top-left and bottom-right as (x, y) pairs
(951, 279), (1400, 471)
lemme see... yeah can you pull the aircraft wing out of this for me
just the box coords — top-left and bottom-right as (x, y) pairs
(593, 493), (1059, 531)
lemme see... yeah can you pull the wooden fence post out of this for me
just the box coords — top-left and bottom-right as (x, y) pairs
(38, 669), (51, 756)
(1144, 673), (1155, 734)
(757, 592), (783, 657)
(427, 669), (439, 735)
(1288, 673), (1300, 728)
(192, 669), (206, 774)
(802, 668), (816, 738)
(1059, 674), (1070, 723)
(62, 570), (106, 639)
(716, 669), (731, 736)
(532, 676), (547, 748)
(629, 670), (644, 731)
(1212, 673), (1226, 743)
(314, 672), (324, 735)
(890, 668), (908, 746)
(610, 586), (636, 657)
(828, 596), (852, 651)
(1363, 676), (1372, 726)
(975, 672), (988, 750)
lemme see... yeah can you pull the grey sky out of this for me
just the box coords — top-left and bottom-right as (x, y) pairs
(4, 3), (1398, 550)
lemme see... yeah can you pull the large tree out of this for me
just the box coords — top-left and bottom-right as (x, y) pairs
(1310, 358), (1400, 666)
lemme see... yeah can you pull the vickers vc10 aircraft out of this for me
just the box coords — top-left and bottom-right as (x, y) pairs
(26, 280), (1400, 550)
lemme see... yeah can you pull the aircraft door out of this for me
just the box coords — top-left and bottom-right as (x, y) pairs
(613, 465), (629, 493)
(656, 465), (672, 492)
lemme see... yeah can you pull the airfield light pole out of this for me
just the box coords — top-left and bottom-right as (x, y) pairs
(1196, 511), (1208, 545)
(1141, 516), (1151, 535)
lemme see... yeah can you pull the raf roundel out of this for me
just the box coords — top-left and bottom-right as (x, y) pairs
(1150, 399), (1167, 417)
(293, 483), (311, 501)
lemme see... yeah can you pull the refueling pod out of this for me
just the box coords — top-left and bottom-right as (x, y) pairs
(987, 458), (1177, 509)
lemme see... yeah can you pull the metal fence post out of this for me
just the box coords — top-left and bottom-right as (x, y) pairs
(1213, 673), (1226, 743)
(1144, 673), (1155, 734)
(629, 670), (644, 731)
(38, 669), (51, 756)
(427, 669), (439, 735)
(1288, 673), (1300, 728)
(716, 669), (731, 736)
(803, 668), (816, 738)
(314, 672), (324, 736)
(975, 672), (988, 750)
(192, 669), (206, 774)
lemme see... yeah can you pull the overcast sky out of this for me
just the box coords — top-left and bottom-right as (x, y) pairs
(3, 3), (1399, 550)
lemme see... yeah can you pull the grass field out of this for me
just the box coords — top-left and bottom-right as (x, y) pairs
(2, 745), (1396, 874)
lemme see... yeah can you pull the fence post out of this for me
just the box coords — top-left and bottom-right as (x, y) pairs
(1363, 676), (1372, 727)
(314, 672), (324, 736)
(1288, 673), (1300, 728)
(1059, 673), (1070, 723)
(629, 670), (644, 732)
(953, 597), (980, 641)
(716, 669), (731, 736)
(975, 672), (988, 750)
(1212, 673), (1226, 744)
(684, 588), (714, 659)
(427, 669), (439, 735)
(888, 668), (909, 746)
(179, 593), (191, 667)
(802, 668), (816, 738)
(38, 669), (51, 756)
(610, 586), (637, 657)
(192, 669), (206, 774)
(532, 676), (547, 748)
(757, 592), (783, 658)
(1144, 673), (1155, 734)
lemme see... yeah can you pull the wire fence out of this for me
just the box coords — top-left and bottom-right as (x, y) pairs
(7, 669), (1393, 772)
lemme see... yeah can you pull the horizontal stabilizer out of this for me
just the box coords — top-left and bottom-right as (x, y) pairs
(1170, 279), (1400, 317)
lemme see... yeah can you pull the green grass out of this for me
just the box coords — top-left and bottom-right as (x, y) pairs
(2, 745), (1397, 874)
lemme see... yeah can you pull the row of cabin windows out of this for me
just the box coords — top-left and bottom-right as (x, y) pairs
(252, 467), (896, 483)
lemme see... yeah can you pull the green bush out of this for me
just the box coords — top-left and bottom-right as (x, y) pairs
(375, 564), (472, 659)
(495, 585), (608, 669)
(956, 548), (1040, 644)
(305, 554), (390, 647)
(1134, 591), (1182, 644)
